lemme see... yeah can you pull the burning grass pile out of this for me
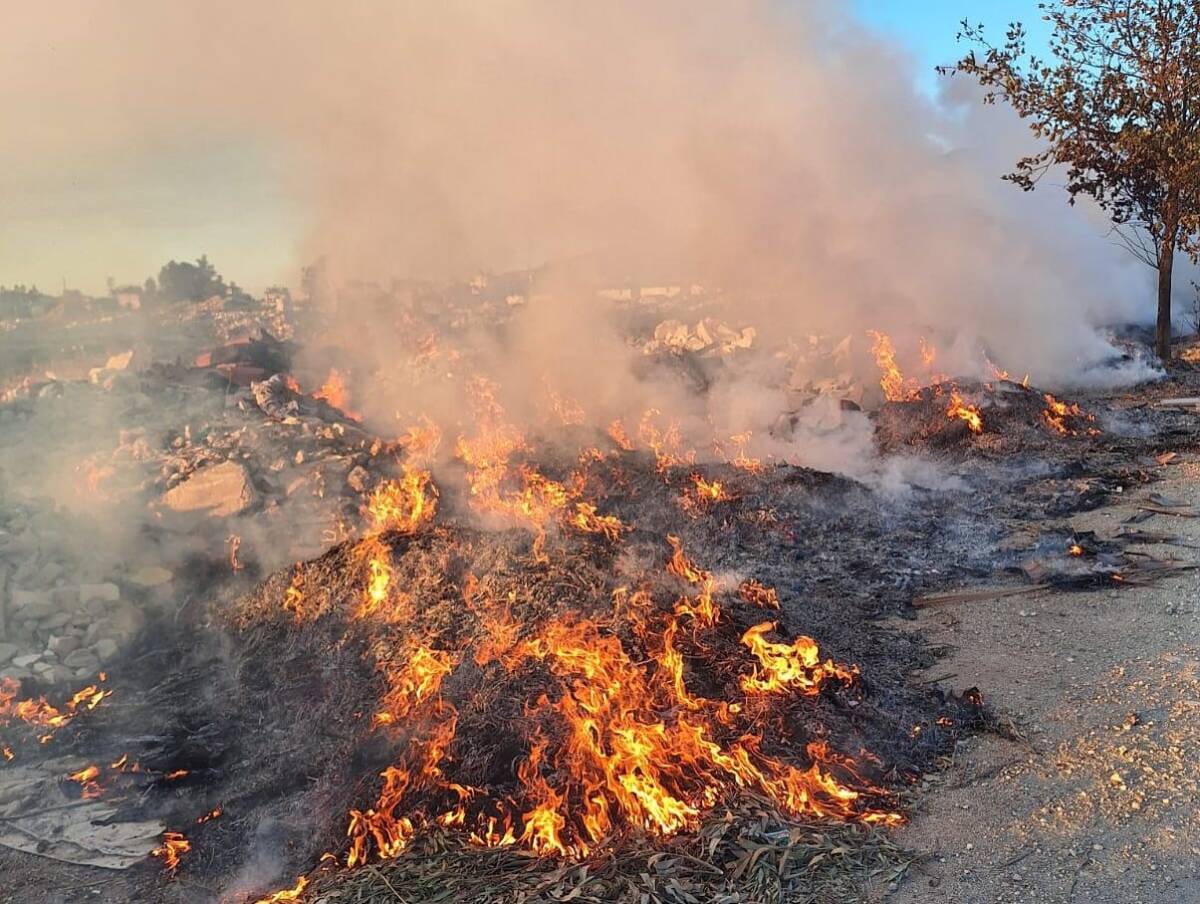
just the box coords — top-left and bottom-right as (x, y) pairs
(873, 380), (1106, 456)
(187, 434), (980, 902)
(1, 378), (993, 903)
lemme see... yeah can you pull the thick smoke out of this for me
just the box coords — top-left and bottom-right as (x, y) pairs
(2, 1), (1164, 465)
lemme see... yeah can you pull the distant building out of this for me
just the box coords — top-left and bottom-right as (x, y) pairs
(114, 286), (143, 310)
(639, 285), (682, 300)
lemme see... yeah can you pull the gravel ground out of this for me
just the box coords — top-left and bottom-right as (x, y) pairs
(882, 454), (1200, 904)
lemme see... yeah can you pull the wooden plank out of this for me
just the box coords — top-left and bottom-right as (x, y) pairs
(914, 584), (1048, 609)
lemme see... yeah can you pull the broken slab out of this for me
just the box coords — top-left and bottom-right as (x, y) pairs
(161, 460), (256, 517)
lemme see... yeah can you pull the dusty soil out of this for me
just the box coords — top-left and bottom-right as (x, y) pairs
(885, 454), (1200, 904)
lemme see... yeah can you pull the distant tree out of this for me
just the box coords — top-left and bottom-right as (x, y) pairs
(157, 255), (227, 303)
(143, 276), (157, 298)
(300, 257), (329, 305)
(948, 0), (1200, 361)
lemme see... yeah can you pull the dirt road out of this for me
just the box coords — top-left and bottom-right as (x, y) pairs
(886, 456), (1200, 904)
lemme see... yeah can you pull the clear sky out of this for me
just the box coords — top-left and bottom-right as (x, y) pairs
(853, 1), (1052, 94)
(0, 3), (1055, 297)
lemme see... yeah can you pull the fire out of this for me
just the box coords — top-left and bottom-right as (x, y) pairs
(197, 807), (222, 823)
(607, 419), (634, 451)
(1042, 393), (1099, 436)
(738, 579), (780, 609)
(283, 574), (308, 621)
(0, 676), (111, 743)
(638, 409), (695, 473)
(356, 538), (394, 619)
(333, 532), (898, 870)
(867, 330), (921, 402)
(984, 355), (1030, 388)
(228, 534), (243, 572)
(151, 831), (190, 872)
(67, 764), (104, 799)
(692, 474), (728, 502)
(2, 746), (12, 761)
(739, 623), (858, 695)
(364, 470), (438, 535)
(570, 502), (624, 541)
(726, 432), (763, 473)
(667, 535), (719, 627)
(373, 645), (457, 727)
(545, 386), (586, 426)
(398, 417), (442, 463)
(454, 380), (623, 556)
(252, 877), (309, 904)
(1068, 543), (1084, 557)
(313, 368), (362, 421)
(946, 390), (983, 434)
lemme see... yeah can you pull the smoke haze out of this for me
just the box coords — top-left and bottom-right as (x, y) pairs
(2, 1), (1160, 395)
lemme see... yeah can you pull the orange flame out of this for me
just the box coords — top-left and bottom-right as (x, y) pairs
(228, 534), (243, 572)
(867, 331), (921, 402)
(739, 623), (858, 695)
(252, 876), (309, 904)
(946, 390), (983, 434)
(151, 832), (190, 872)
(313, 368), (362, 421)
(1, 677), (111, 744)
(738, 579), (780, 609)
(365, 470), (438, 536)
(1042, 393), (1098, 436)
(334, 532), (898, 868)
(607, 419), (634, 451)
(67, 764), (104, 799)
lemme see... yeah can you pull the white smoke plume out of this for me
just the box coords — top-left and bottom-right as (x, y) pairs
(1, 1), (1164, 445)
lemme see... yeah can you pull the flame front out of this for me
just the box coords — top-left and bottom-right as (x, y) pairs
(313, 368), (362, 421)
(867, 331), (921, 401)
(1, 676), (111, 744)
(1043, 393), (1099, 436)
(152, 832), (190, 872)
(252, 877), (309, 904)
(946, 390), (983, 434)
(336, 532), (899, 869)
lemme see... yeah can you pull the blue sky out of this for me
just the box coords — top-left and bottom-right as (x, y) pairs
(854, 1), (1052, 94)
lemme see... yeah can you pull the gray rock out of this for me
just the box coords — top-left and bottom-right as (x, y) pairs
(35, 561), (64, 586)
(0, 666), (33, 682)
(11, 653), (40, 669)
(79, 582), (120, 604)
(161, 460), (256, 517)
(128, 566), (173, 588)
(11, 589), (55, 620)
(93, 638), (119, 662)
(0, 643), (17, 664)
(49, 585), (79, 607)
(39, 613), (71, 631)
(47, 635), (80, 657)
(31, 660), (54, 675)
(62, 649), (100, 671)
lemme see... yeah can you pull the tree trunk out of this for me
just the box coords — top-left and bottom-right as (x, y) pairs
(1157, 237), (1176, 362)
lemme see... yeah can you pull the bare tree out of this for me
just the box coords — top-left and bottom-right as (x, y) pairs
(947, 0), (1200, 361)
